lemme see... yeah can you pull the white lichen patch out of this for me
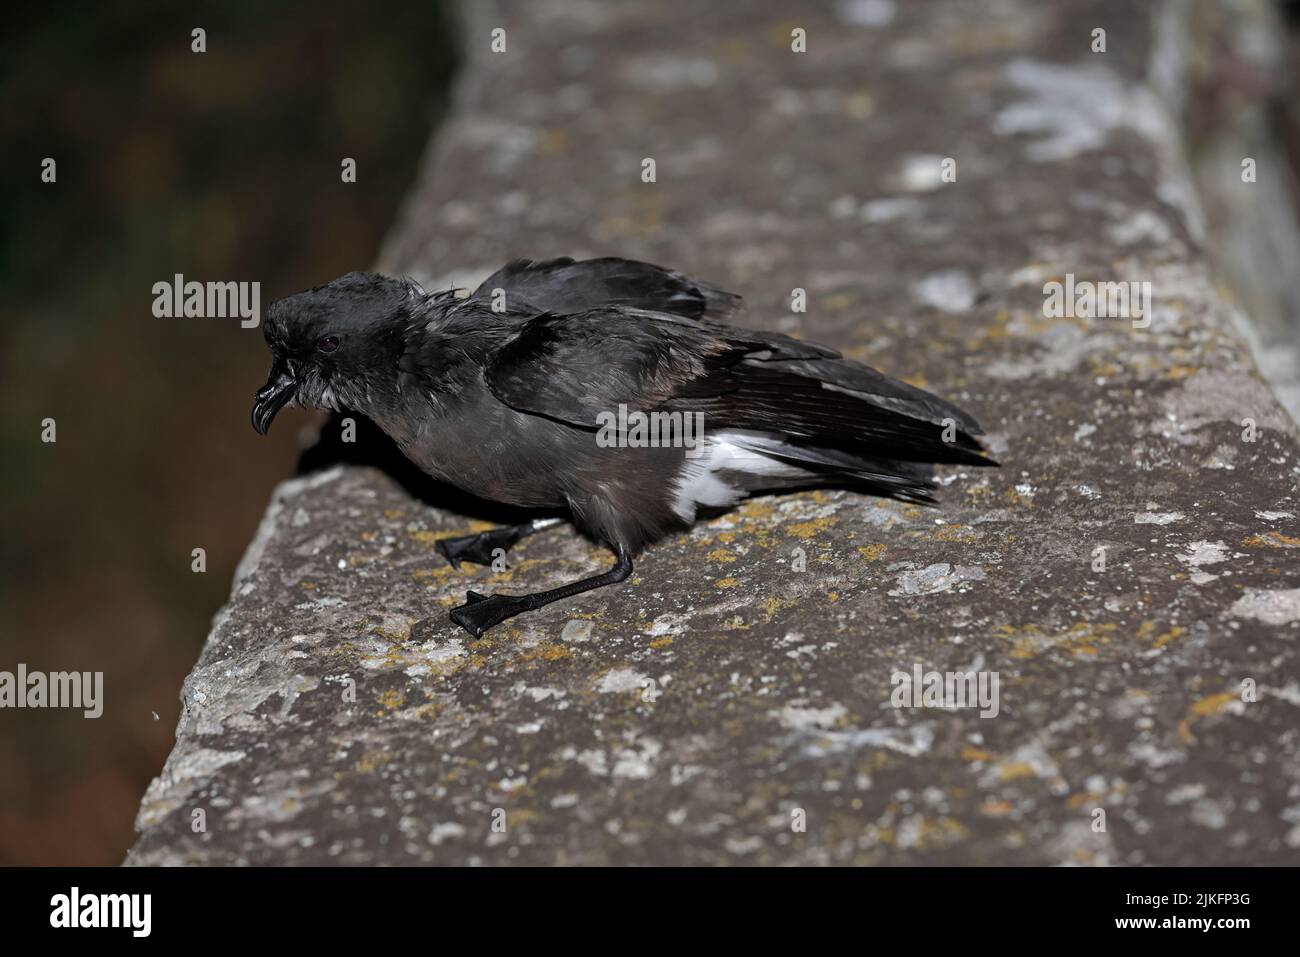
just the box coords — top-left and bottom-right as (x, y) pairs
(776, 700), (847, 731)
(597, 667), (650, 694)
(994, 58), (1163, 162)
(1228, 588), (1300, 626)
(835, 0), (896, 27)
(860, 196), (922, 223)
(798, 724), (935, 759)
(888, 562), (987, 596)
(895, 153), (948, 192)
(560, 619), (595, 643)
(135, 747), (247, 829)
(1135, 510), (1183, 525)
(1176, 540), (1228, 567)
(912, 269), (977, 312)
(1176, 540), (1229, 585)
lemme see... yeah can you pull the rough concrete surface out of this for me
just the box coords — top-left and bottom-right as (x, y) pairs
(127, 0), (1300, 865)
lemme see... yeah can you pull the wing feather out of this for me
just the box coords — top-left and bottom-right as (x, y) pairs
(484, 309), (995, 470)
(471, 257), (741, 320)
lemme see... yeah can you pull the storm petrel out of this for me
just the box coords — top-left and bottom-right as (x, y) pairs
(253, 257), (995, 636)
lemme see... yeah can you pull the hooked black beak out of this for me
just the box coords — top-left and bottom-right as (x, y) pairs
(252, 359), (296, 435)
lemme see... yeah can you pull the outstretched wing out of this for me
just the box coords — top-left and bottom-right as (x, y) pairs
(483, 309), (992, 468)
(471, 257), (741, 320)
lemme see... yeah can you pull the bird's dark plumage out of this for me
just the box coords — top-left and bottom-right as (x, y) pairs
(254, 257), (997, 635)
(472, 256), (742, 320)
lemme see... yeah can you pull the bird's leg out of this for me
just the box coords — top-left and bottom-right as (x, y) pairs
(449, 548), (632, 638)
(436, 517), (564, 570)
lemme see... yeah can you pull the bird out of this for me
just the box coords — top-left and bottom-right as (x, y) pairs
(252, 257), (997, 637)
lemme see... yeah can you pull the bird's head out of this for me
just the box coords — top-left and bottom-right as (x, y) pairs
(252, 271), (421, 434)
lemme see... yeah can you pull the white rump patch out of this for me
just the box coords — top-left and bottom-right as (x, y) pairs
(670, 431), (808, 521)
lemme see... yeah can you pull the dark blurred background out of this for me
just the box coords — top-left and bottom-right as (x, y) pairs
(0, 1), (457, 865)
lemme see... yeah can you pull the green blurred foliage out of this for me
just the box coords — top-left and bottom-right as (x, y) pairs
(0, 0), (457, 864)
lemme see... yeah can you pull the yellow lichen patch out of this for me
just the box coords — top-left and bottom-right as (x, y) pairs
(960, 746), (994, 762)
(649, 636), (674, 650)
(383, 509), (404, 520)
(902, 372), (928, 389)
(858, 543), (886, 561)
(1177, 691), (1238, 744)
(1152, 625), (1186, 650)
(707, 548), (738, 563)
(827, 591), (839, 602)
(1065, 791), (1104, 810)
(412, 566), (457, 582)
(520, 642), (572, 663)
(1163, 365), (1198, 380)
(1003, 486), (1033, 508)
(361, 531), (378, 542)
(758, 595), (785, 621)
(504, 807), (539, 826)
(408, 521), (495, 546)
(355, 751), (387, 774)
(1007, 622), (1117, 660)
(376, 689), (406, 711)
(716, 531), (737, 544)
(371, 620), (413, 642)
(982, 309), (1013, 342)
(823, 293), (855, 311)
(900, 503), (925, 521)
(411, 701), (445, 721)
(737, 501), (775, 521)
(980, 799), (1014, 816)
(845, 89), (876, 120)
(539, 128), (569, 155)
(913, 816), (969, 847)
(933, 523), (975, 543)
(785, 516), (835, 540)
(1243, 531), (1300, 548)
(300, 581), (317, 591)
(997, 762), (1036, 782)
(714, 577), (739, 589)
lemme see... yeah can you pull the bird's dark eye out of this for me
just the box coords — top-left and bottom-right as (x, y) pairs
(316, 336), (339, 354)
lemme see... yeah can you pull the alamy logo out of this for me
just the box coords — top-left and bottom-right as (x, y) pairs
(595, 404), (705, 458)
(0, 664), (102, 718)
(152, 273), (260, 328)
(50, 887), (151, 937)
(891, 664), (1000, 718)
(1043, 273), (1151, 328)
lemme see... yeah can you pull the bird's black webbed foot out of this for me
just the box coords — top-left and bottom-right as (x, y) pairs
(446, 548), (633, 638)
(436, 518), (565, 570)
(436, 526), (526, 570)
(449, 590), (536, 637)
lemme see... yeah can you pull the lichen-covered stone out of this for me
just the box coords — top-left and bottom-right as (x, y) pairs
(127, 0), (1300, 865)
